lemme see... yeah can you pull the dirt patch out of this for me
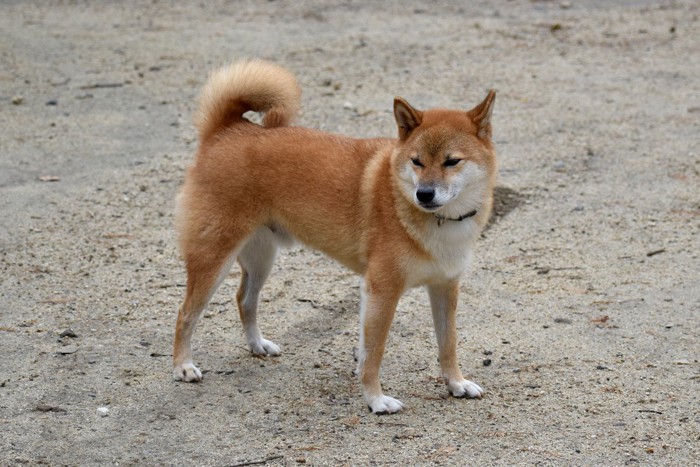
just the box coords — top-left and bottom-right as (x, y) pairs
(1, 1), (698, 465)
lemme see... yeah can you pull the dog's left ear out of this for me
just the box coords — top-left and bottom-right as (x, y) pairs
(468, 90), (496, 140)
(394, 97), (423, 139)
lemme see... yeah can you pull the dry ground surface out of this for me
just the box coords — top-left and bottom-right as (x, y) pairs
(1, 0), (698, 465)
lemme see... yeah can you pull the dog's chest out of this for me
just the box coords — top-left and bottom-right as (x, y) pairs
(407, 220), (480, 286)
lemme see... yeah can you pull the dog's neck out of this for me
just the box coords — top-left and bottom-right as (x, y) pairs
(434, 209), (477, 227)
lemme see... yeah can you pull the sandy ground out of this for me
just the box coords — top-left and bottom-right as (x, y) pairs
(1, 1), (698, 465)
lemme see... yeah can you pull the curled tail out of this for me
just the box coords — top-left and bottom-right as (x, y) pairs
(195, 59), (301, 142)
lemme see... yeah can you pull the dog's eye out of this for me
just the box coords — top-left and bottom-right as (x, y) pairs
(411, 158), (424, 168)
(443, 158), (461, 167)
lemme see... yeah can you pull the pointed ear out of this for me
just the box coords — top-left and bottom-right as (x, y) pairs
(394, 97), (423, 139)
(468, 90), (496, 139)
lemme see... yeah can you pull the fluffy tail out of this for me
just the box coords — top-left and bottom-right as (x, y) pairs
(195, 59), (301, 142)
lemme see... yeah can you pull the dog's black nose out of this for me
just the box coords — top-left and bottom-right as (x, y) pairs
(416, 187), (435, 203)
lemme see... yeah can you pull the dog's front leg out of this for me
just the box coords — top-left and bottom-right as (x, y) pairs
(427, 280), (484, 399)
(357, 277), (405, 414)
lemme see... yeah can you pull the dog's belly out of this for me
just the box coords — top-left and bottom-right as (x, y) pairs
(271, 220), (367, 274)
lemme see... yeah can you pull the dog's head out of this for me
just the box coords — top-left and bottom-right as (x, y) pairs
(392, 91), (497, 217)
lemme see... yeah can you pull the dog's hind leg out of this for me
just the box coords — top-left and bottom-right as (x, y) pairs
(173, 233), (244, 382)
(236, 227), (282, 356)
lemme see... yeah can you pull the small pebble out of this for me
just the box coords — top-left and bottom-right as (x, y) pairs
(97, 407), (109, 417)
(57, 345), (78, 355)
(12, 96), (24, 105)
(483, 358), (492, 367)
(46, 99), (58, 106)
(393, 428), (419, 440)
(552, 161), (566, 172)
(59, 328), (78, 338)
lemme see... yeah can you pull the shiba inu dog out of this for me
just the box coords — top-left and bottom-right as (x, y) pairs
(173, 59), (497, 414)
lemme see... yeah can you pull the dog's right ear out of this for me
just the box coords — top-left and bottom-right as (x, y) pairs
(394, 97), (423, 139)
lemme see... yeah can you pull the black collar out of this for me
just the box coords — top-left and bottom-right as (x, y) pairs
(434, 209), (477, 227)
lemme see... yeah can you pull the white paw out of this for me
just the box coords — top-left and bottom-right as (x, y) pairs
(448, 379), (484, 399)
(173, 362), (202, 382)
(366, 394), (406, 415)
(249, 338), (281, 356)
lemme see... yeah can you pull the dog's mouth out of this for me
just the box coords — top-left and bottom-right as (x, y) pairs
(418, 202), (442, 211)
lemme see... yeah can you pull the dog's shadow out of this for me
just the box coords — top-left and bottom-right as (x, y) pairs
(485, 185), (527, 231)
